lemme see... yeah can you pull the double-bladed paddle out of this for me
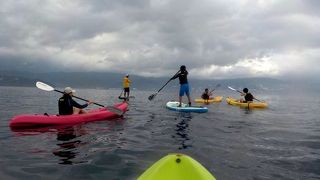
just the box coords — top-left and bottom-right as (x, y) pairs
(36, 81), (124, 115)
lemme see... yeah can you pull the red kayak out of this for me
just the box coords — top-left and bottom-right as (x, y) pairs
(10, 102), (128, 128)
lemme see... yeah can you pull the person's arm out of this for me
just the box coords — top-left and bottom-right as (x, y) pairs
(170, 72), (180, 80)
(71, 99), (89, 109)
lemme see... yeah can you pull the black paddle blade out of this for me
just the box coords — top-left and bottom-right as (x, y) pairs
(118, 96), (128, 100)
(148, 94), (156, 101)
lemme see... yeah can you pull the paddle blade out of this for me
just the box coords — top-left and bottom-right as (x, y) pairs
(228, 86), (236, 91)
(106, 106), (124, 115)
(148, 93), (157, 101)
(36, 81), (55, 91)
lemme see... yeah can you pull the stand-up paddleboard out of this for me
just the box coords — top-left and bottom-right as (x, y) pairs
(166, 101), (208, 113)
(194, 96), (223, 103)
(138, 153), (216, 180)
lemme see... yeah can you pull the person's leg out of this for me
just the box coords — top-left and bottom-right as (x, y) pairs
(73, 107), (88, 114)
(127, 88), (130, 98)
(123, 90), (127, 98)
(186, 84), (191, 106)
(79, 109), (87, 114)
(187, 95), (191, 106)
(73, 107), (81, 114)
(179, 85), (185, 107)
(124, 88), (130, 98)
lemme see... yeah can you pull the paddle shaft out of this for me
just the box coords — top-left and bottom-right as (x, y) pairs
(54, 89), (105, 107)
(209, 84), (221, 93)
(156, 70), (180, 93)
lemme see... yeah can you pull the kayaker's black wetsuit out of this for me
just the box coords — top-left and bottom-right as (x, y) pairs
(244, 93), (254, 103)
(58, 94), (88, 115)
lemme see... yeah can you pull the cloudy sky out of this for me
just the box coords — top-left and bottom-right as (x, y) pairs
(1, 0), (319, 79)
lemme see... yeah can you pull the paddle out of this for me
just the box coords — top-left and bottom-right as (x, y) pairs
(36, 81), (124, 115)
(148, 70), (180, 101)
(227, 86), (263, 102)
(209, 84), (221, 93)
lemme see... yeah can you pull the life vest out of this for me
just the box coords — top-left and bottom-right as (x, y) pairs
(58, 95), (73, 115)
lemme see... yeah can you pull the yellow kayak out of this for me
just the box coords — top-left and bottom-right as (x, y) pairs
(138, 153), (216, 180)
(226, 97), (268, 108)
(194, 96), (223, 103)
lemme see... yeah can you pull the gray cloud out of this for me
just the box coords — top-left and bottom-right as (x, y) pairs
(0, 0), (319, 79)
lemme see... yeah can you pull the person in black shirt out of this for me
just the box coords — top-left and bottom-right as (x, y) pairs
(171, 65), (192, 107)
(58, 87), (93, 115)
(240, 88), (254, 103)
(201, 88), (213, 100)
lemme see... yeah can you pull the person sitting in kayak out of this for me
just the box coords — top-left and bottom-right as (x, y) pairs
(58, 87), (93, 115)
(239, 88), (254, 103)
(201, 88), (213, 100)
(171, 65), (192, 107)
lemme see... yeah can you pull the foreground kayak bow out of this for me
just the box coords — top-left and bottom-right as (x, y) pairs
(138, 153), (216, 180)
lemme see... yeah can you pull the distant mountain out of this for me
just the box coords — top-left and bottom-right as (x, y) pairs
(0, 71), (287, 91)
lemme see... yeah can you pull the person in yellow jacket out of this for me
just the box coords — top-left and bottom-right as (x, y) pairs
(123, 74), (131, 99)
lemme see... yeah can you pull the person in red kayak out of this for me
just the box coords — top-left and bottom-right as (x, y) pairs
(58, 87), (93, 115)
(171, 65), (192, 107)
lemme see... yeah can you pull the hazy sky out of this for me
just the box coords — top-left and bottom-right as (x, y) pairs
(1, 0), (319, 79)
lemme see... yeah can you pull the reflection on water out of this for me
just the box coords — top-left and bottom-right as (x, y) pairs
(53, 126), (88, 165)
(172, 113), (193, 149)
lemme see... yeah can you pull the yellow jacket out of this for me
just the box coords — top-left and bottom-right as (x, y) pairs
(123, 77), (131, 88)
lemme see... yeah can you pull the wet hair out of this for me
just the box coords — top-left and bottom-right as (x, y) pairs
(205, 88), (208, 91)
(243, 88), (249, 93)
(180, 65), (186, 71)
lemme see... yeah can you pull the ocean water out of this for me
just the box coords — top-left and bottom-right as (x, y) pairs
(0, 86), (319, 180)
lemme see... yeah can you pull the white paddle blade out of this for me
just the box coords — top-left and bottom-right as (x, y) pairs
(36, 81), (55, 91)
(228, 86), (236, 91)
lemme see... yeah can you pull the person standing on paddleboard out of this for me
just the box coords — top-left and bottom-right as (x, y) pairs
(171, 65), (192, 107)
(123, 74), (131, 99)
(58, 87), (93, 115)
